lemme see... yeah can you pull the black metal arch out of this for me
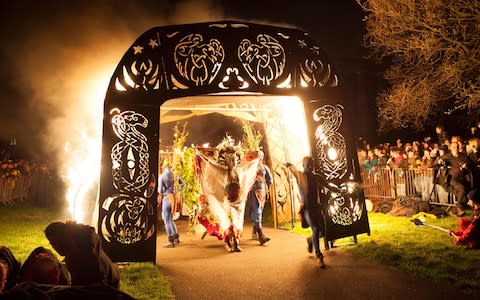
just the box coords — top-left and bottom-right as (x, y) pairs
(98, 20), (369, 262)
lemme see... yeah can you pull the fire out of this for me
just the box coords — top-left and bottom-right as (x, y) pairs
(274, 96), (310, 165)
(62, 69), (109, 224)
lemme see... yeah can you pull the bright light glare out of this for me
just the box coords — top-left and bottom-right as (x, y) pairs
(63, 69), (108, 223)
(275, 96), (310, 165)
(327, 147), (337, 160)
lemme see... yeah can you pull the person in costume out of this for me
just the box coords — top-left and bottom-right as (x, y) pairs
(287, 156), (341, 268)
(158, 164), (185, 248)
(248, 150), (272, 245)
(450, 189), (480, 249)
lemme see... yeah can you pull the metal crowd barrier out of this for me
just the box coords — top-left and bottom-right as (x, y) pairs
(360, 167), (456, 207)
(0, 175), (32, 205)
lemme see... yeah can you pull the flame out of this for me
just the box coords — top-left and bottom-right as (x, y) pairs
(274, 96), (310, 165)
(62, 69), (109, 224)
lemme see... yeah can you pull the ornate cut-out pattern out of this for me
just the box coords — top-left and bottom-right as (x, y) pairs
(111, 110), (150, 192)
(312, 104), (347, 180)
(110, 22), (340, 94)
(174, 34), (225, 86)
(238, 34), (285, 85)
(101, 194), (155, 244)
(311, 104), (362, 227)
(104, 110), (154, 245)
(300, 60), (337, 87)
(327, 193), (363, 226)
(218, 67), (249, 89)
(115, 42), (162, 91)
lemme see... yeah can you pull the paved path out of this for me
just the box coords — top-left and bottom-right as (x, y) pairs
(156, 220), (470, 300)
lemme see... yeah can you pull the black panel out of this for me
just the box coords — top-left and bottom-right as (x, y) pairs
(98, 101), (159, 262)
(99, 20), (367, 262)
(303, 93), (370, 242)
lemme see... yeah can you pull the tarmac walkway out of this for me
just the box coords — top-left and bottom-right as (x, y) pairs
(156, 220), (468, 300)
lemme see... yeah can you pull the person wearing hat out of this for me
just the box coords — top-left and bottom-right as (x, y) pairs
(449, 189), (480, 249)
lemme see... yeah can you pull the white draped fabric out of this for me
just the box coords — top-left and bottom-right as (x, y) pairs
(196, 150), (259, 238)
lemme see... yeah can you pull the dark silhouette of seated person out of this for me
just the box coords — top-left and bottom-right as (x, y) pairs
(18, 246), (70, 286)
(0, 246), (20, 293)
(44, 221), (120, 288)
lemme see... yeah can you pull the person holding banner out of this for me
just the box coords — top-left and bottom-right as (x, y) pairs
(287, 156), (340, 268)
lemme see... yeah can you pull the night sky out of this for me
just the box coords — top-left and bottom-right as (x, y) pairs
(0, 0), (378, 160)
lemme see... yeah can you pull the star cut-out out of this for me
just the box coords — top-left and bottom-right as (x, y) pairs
(148, 39), (159, 48)
(298, 39), (307, 48)
(133, 45), (144, 54)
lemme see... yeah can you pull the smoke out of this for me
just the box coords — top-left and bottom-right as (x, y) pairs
(0, 0), (224, 220)
(0, 0), (224, 163)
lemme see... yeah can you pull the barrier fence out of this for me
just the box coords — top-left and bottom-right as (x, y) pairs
(360, 167), (457, 207)
(0, 167), (460, 207)
(0, 175), (32, 205)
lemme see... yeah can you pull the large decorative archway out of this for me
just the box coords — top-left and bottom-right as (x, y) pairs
(98, 20), (370, 262)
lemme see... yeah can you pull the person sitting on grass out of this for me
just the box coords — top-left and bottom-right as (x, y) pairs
(0, 246), (20, 293)
(44, 221), (120, 288)
(18, 246), (70, 286)
(449, 189), (480, 249)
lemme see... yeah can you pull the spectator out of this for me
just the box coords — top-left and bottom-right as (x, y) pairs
(438, 141), (474, 216)
(451, 136), (464, 153)
(0, 246), (20, 293)
(363, 149), (380, 170)
(449, 189), (480, 249)
(44, 221), (120, 288)
(468, 124), (479, 140)
(419, 148), (434, 170)
(373, 146), (388, 167)
(406, 149), (420, 169)
(357, 148), (368, 168)
(387, 147), (407, 170)
(18, 246), (70, 286)
(466, 138), (480, 165)
(436, 124), (449, 145)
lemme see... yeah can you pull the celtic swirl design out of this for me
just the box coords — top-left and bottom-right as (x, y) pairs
(238, 34), (285, 85)
(313, 104), (347, 180)
(174, 34), (225, 86)
(327, 194), (363, 226)
(111, 110), (150, 193)
(100, 194), (155, 244)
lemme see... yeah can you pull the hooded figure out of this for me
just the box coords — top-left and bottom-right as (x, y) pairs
(0, 246), (21, 292)
(44, 222), (120, 288)
(18, 246), (70, 286)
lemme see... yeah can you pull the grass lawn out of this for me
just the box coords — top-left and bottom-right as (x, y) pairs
(3, 201), (480, 297)
(293, 211), (480, 294)
(0, 201), (173, 300)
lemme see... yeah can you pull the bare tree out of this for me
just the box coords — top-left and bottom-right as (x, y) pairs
(357, 0), (480, 130)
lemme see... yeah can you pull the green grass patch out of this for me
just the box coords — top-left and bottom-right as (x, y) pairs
(292, 211), (480, 293)
(0, 201), (174, 300)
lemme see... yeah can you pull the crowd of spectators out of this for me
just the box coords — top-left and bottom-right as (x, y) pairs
(357, 123), (480, 216)
(357, 124), (480, 171)
(0, 146), (62, 206)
